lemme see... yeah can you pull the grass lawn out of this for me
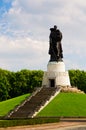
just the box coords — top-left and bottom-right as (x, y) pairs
(0, 93), (30, 117)
(37, 92), (86, 117)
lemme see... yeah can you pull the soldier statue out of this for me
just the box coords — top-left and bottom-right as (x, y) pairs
(49, 25), (63, 62)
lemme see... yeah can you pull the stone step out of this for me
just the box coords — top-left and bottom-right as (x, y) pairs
(6, 87), (59, 119)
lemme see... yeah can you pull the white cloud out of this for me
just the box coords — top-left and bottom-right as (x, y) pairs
(0, 0), (86, 71)
(0, 35), (49, 71)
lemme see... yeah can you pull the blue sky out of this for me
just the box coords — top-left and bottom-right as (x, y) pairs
(0, 0), (11, 8)
(0, 0), (12, 15)
(0, 0), (86, 71)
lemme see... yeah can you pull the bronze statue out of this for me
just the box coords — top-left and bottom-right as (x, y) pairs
(49, 25), (63, 62)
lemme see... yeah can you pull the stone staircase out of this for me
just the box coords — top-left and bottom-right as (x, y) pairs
(6, 87), (60, 119)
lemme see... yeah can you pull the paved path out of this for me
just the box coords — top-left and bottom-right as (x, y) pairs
(60, 117), (86, 122)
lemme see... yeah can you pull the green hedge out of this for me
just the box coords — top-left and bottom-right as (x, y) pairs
(0, 117), (59, 128)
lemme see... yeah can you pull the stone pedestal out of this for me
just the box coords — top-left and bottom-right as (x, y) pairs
(42, 61), (71, 87)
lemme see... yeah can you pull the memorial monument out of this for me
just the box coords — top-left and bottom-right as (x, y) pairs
(42, 25), (70, 87)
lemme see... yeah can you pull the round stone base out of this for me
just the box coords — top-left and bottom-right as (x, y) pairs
(47, 61), (65, 72)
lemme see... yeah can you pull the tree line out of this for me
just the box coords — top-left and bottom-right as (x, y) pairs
(69, 69), (86, 93)
(0, 68), (86, 101)
(0, 69), (43, 101)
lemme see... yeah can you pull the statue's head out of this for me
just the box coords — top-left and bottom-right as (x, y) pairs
(54, 25), (57, 30)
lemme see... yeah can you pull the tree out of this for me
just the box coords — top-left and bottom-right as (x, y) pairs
(29, 70), (44, 91)
(69, 69), (86, 93)
(0, 68), (44, 101)
(0, 69), (11, 101)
